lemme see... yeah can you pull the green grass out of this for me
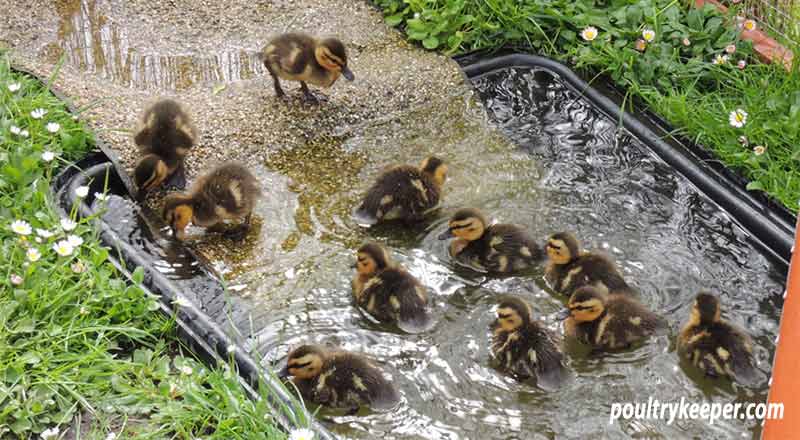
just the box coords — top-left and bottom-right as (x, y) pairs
(375, 0), (800, 213)
(0, 54), (303, 439)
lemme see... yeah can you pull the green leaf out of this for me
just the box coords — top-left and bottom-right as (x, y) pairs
(422, 36), (440, 49)
(132, 266), (145, 285)
(746, 181), (764, 191)
(385, 13), (404, 27)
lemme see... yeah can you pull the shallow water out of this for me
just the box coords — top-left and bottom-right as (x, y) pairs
(128, 67), (784, 439)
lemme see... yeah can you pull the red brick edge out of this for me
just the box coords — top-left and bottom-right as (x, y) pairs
(695, 0), (794, 70)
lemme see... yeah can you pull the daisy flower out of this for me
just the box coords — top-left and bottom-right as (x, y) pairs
(738, 135), (749, 145)
(7, 82), (21, 92)
(67, 234), (84, 247)
(71, 261), (87, 274)
(289, 428), (315, 440)
(10, 220), (32, 235)
(53, 240), (75, 257)
(743, 19), (757, 31)
(42, 151), (56, 162)
(30, 108), (47, 119)
(725, 44), (736, 54)
(642, 28), (656, 42)
(753, 145), (766, 155)
(46, 122), (60, 133)
(580, 26), (599, 42)
(729, 108), (748, 128)
(10, 274), (23, 286)
(634, 39), (647, 51)
(95, 192), (110, 202)
(79, 306), (89, 315)
(26, 248), (41, 262)
(75, 186), (89, 198)
(682, 38), (691, 46)
(40, 426), (60, 440)
(737, 60), (747, 70)
(20, 129), (29, 138)
(712, 54), (729, 65)
(36, 228), (55, 238)
(61, 218), (77, 231)
(10, 125), (21, 135)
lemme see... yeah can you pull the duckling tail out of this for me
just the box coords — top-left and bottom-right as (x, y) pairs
(352, 205), (379, 227)
(397, 310), (433, 334)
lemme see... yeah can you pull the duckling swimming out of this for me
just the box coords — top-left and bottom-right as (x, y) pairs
(438, 208), (543, 273)
(490, 296), (572, 391)
(162, 162), (261, 240)
(280, 344), (400, 411)
(353, 156), (447, 226)
(352, 243), (430, 333)
(545, 232), (634, 296)
(561, 286), (667, 350)
(261, 33), (354, 103)
(677, 292), (759, 386)
(133, 99), (197, 197)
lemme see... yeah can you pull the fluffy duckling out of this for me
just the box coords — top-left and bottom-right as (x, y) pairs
(280, 344), (400, 411)
(544, 232), (634, 296)
(438, 208), (543, 273)
(352, 243), (431, 333)
(261, 33), (354, 103)
(490, 296), (572, 391)
(162, 162), (261, 240)
(353, 156), (447, 225)
(561, 286), (667, 350)
(677, 293), (759, 386)
(132, 99), (197, 196)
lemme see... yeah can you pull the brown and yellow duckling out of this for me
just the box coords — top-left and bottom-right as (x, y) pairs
(490, 296), (572, 391)
(677, 293), (759, 386)
(560, 286), (668, 350)
(162, 162), (261, 240)
(353, 156), (447, 226)
(133, 99), (197, 197)
(261, 33), (354, 103)
(438, 208), (543, 273)
(545, 232), (634, 296)
(352, 243), (431, 333)
(280, 344), (400, 411)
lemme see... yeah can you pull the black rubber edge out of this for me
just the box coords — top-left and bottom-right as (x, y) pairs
(461, 54), (795, 268)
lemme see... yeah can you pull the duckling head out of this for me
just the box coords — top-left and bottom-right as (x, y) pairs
(438, 208), (487, 241)
(692, 292), (721, 326)
(565, 286), (606, 323)
(546, 232), (580, 265)
(496, 296), (533, 332)
(315, 38), (354, 81)
(134, 154), (169, 194)
(420, 156), (447, 188)
(162, 193), (194, 240)
(281, 345), (326, 380)
(355, 243), (392, 277)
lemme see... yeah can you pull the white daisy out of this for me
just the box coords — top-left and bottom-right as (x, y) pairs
(10, 274), (23, 286)
(712, 54), (729, 65)
(40, 427), (60, 440)
(26, 248), (41, 262)
(642, 28), (656, 42)
(682, 38), (691, 46)
(42, 151), (56, 162)
(94, 192), (110, 202)
(67, 234), (84, 247)
(10, 220), (32, 235)
(71, 261), (87, 274)
(30, 108), (47, 119)
(10, 125), (21, 135)
(580, 26), (598, 42)
(46, 122), (60, 133)
(753, 145), (766, 155)
(36, 228), (54, 238)
(725, 44), (736, 54)
(75, 186), (89, 198)
(20, 129), (29, 138)
(737, 60), (747, 69)
(60, 219), (77, 231)
(729, 108), (748, 128)
(53, 240), (75, 257)
(8, 82), (21, 92)
(743, 19), (757, 31)
(289, 428), (316, 440)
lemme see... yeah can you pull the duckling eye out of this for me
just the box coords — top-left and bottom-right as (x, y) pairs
(291, 361), (312, 369)
(498, 313), (511, 319)
(546, 243), (561, 250)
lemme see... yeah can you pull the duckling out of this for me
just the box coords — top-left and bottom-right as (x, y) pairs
(352, 243), (431, 333)
(353, 156), (447, 226)
(260, 33), (354, 103)
(132, 99), (197, 197)
(544, 232), (634, 297)
(490, 296), (572, 391)
(438, 208), (543, 273)
(162, 162), (261, 240)
(280, 344), (400, 411)
(677, 293), (759, 386)
(561, 286), (667, 350)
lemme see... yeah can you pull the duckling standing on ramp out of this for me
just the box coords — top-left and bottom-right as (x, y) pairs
(353, 156), (447, 226)
(260, 33), (354, 103)
(133, 99), (197, 198)
(545, 232), (635, 297)
(162, 162), (261, 241)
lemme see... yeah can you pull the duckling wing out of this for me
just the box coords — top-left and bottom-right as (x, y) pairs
(357, 167), (439, 223)
(362, 269), (431, 333)
(531, 328), (573, 391)
(716, 324), (761, 387)
(338, 353), (400, 410)
(483, 225), (543, 272)
(264, 33), (315, 75)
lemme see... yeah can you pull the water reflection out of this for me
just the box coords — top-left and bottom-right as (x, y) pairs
(56, 0), (264, 89)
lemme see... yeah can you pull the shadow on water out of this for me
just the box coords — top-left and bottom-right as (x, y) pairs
(52, 0), (264, 89)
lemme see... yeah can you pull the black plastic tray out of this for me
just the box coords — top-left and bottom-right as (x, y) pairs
(461, 54), (795, 268)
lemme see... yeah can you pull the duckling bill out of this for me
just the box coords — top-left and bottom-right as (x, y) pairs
(490, 296), (572, 391)
(352, 243), (431, 333)
(545, 232), (634, 296)
(132, 99), (197, 197)
(261, 33), (354, 103)
(162, 162), (261, 240)
(677, 293), (759, 386)
(280, 344), (400, 411)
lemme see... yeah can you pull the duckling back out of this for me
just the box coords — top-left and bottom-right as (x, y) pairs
(458, 224), (543, 273)
(490, 320), (571, 390)
(355, 165), (441, 224)
(573, 295), (667, 349)
(356, 267), (430, 333)
(546, 252), (633, 296)
(678, 320), (758, 385)
(191, 162), (262, 226)
(134, 99), (196, 166)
